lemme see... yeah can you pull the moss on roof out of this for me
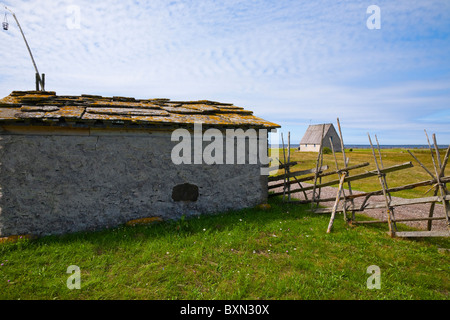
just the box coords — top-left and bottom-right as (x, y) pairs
(0, 91), (280, 129)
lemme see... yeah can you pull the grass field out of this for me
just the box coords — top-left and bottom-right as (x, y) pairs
(0, 148), (449, 300)
(270, 147), (449, 199)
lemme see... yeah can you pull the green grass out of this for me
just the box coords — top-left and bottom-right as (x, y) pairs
(270, 147), (450, 199)
(1, 197), (449, 300)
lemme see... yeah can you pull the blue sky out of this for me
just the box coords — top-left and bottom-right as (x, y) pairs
(1, 0), (449, 145)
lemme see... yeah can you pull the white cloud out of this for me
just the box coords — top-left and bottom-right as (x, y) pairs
(0, 0), (449, 144)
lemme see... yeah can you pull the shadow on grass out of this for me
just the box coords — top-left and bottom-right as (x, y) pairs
(1, 196), (311, 247)
(2, 195), (448, 250)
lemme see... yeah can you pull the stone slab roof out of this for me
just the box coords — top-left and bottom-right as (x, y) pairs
(0, 91), (280, 129)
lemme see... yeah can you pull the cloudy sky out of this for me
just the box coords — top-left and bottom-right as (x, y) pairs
(1, 0), (449, 144)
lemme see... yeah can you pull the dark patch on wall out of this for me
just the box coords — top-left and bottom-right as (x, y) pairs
(172, 183), (199, 202)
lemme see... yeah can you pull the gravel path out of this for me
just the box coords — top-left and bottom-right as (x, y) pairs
(269, 182), (448, 231)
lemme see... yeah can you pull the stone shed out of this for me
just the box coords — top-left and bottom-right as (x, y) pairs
(0, 91), (279, 237)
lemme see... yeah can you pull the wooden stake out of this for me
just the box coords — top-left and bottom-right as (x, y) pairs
(330, 137), (339, 171)
(374, 135), (393, 205)
(330, 136), (347, 221)
(432, 137), (450, 229)
(337, 118), (355, 220)
(428, 188), (438, 231)
(375, 135), (384, 169)
(288, 132), (291, 202)
(368, 133), (396, 237)
(408, 142), (449, 229)
(336, 118), (347, 165)
(425, 130), (440, 179)
(318, 135), (324, 203)
(432, 134), (442, 169)
(281, 133), (287, 201)
(327, 172), (347, 233)
(311, 124), (325, 210)
(407, 150), (436, 180)
(439, 145), (450, 178)
(426, 132), (450, 229)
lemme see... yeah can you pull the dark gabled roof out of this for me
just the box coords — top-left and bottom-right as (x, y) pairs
(0, 91), (280, 129)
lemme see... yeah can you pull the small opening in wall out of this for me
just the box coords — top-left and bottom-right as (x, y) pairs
(172, 183), (199, 202)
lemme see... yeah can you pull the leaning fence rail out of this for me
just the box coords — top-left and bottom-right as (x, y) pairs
(269, 120), (449, 238)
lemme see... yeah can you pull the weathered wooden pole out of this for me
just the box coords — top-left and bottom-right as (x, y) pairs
(368, 133), (396, 237)
(288, 132), (291, 202)
(375, 135), (384, 169)
(337, 118), (355, 220)
(424, 131), (450, 229)
(330, 136), (347, 221)
(327, 172), (347, 233)
(407, 150), (436, 180)
(281, 133), (287, 201)
(408, 147), (440, 231)
(431, 135), (450, 229)
(311, 124), (325, 210)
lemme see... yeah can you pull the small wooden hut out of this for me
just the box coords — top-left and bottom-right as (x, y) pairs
(298, 123), (341, 152)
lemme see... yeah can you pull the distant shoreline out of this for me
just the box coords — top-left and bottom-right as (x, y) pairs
(269, 144), (448, 149)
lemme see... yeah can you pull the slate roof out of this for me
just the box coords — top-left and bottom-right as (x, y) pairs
(0, 91), (280, 129)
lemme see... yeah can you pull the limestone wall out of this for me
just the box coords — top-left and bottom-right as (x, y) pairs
(0, 128), (268, 237)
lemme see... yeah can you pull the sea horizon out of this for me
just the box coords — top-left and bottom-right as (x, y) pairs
(269, 144), (448, 149)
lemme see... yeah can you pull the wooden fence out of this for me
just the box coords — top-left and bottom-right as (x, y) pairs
(268, 120), (449, 238)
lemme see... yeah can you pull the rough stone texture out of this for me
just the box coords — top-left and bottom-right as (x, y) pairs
(0, 130), (268, 237)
